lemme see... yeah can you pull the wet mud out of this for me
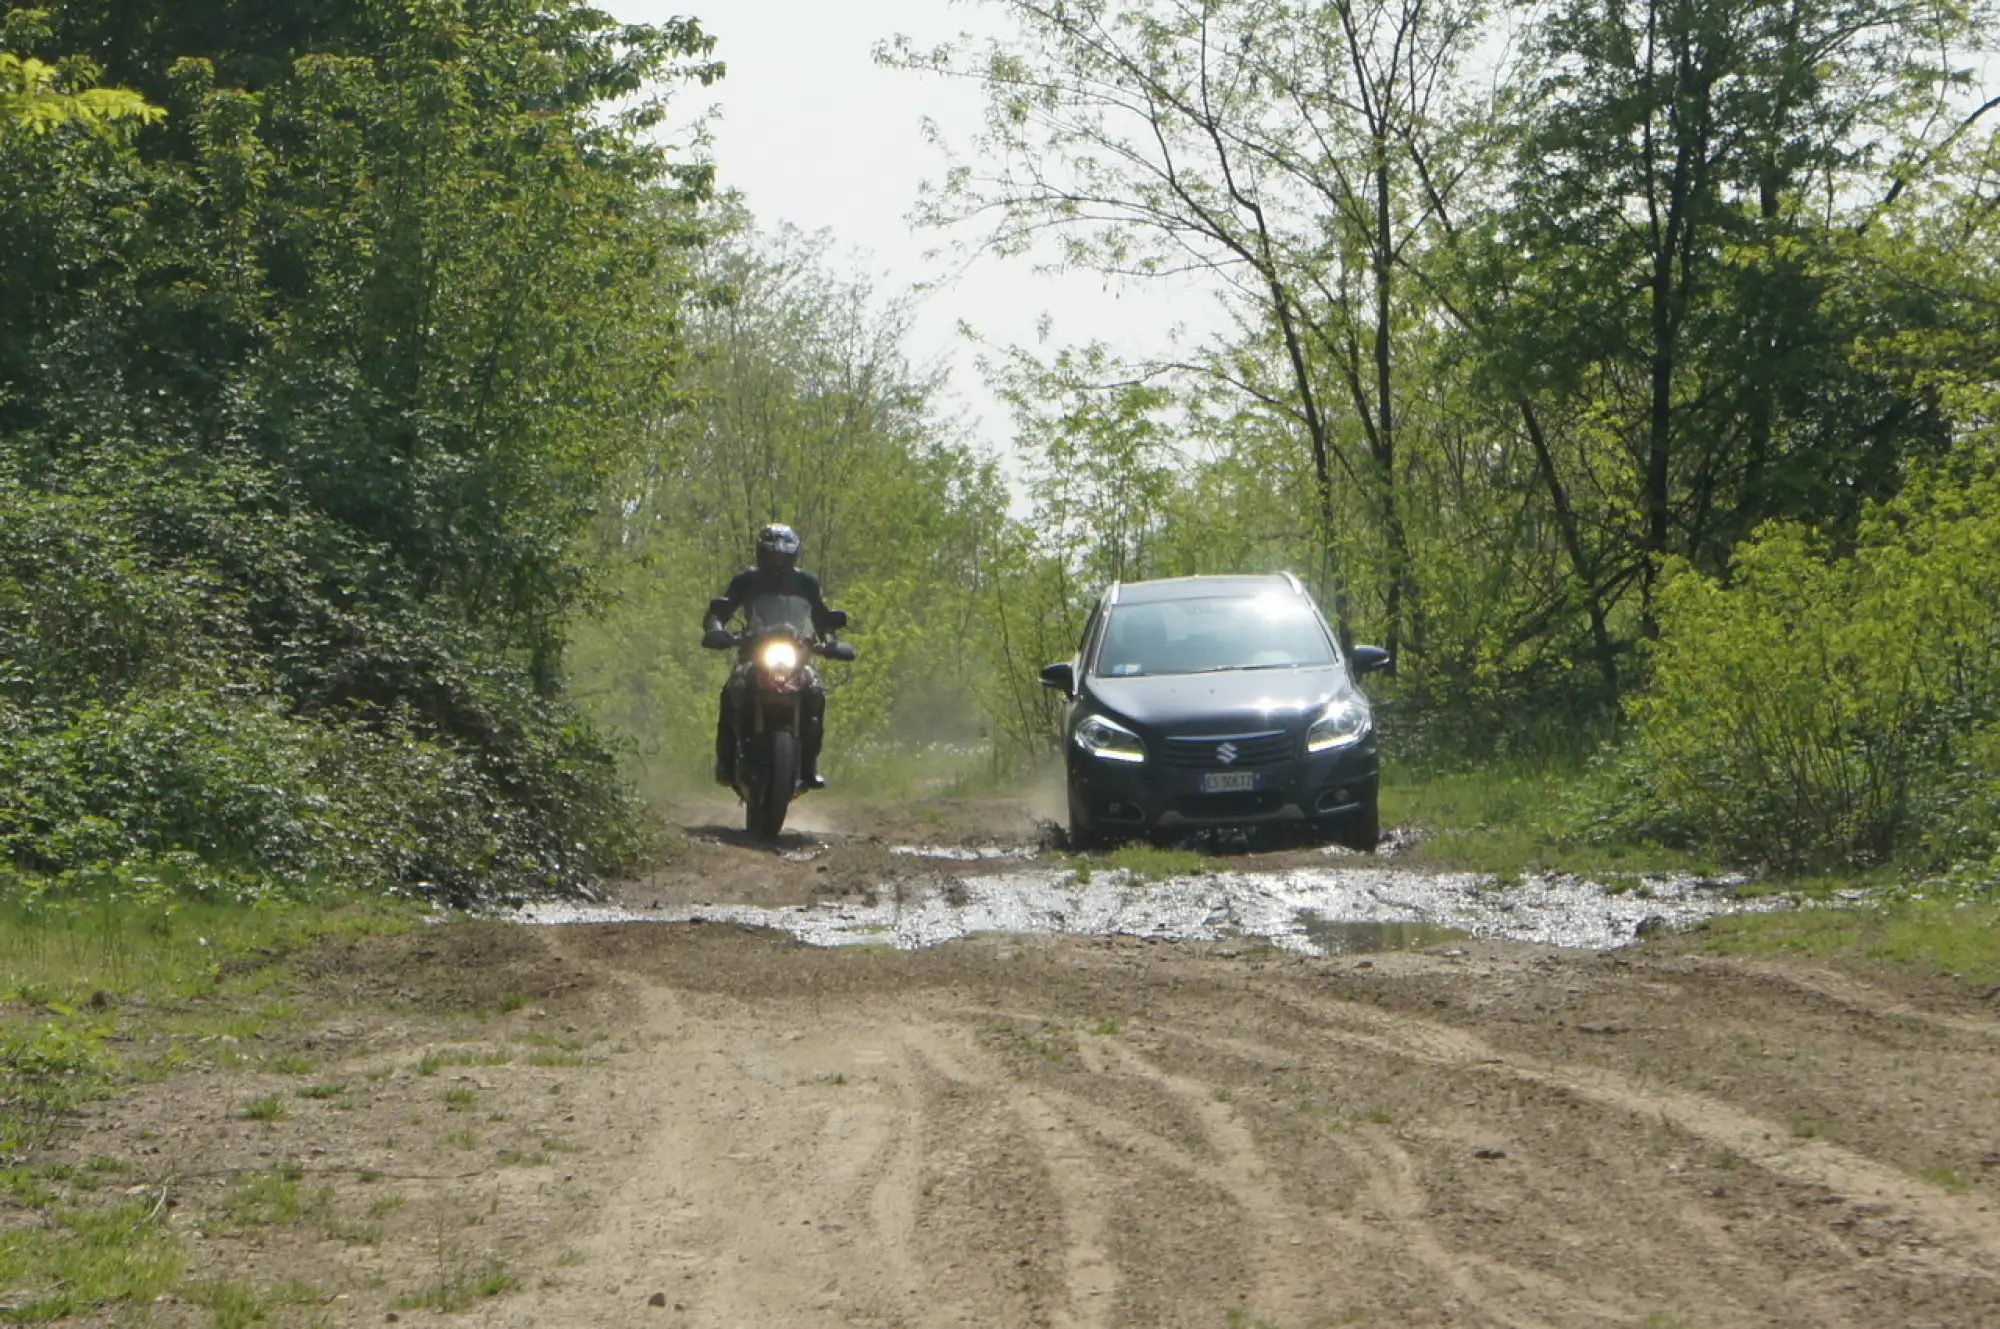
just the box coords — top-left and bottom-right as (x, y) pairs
(520, 858), (1787, 954)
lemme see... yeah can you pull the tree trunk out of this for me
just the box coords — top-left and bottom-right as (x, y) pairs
(1372, 151), (1414, 663)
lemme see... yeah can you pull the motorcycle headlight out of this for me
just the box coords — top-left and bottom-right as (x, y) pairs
(1074, 713), (1146, 764)
(1306, 693), (1372, 752)
(758, 640), (801, 677)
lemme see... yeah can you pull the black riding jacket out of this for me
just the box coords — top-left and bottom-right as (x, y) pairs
(704, 567), (838, 636)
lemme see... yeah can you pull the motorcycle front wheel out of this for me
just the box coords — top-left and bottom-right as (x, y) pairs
(745, 729), (798, 840)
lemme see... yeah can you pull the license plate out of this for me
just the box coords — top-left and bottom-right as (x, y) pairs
(1200, 771), (1259, 793)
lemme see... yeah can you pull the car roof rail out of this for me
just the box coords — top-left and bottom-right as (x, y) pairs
(1106, 581), (1122, 605)
(1280, 571), (1305, 595)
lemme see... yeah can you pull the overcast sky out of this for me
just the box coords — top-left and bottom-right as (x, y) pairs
(613, 0), (1208, 464)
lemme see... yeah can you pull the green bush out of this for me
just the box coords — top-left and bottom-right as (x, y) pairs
(1579, 453), (2000, 879)
(0, 3), (718, 903)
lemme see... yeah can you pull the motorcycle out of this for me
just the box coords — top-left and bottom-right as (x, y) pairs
(702, 594), (856, 839)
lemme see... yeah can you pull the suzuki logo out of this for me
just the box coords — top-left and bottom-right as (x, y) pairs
(1215, 742), (1240, 765)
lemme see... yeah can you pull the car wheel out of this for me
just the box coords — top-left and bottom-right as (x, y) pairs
(1327, 796), (1379, 853)
(1066, 783), (1105, 851)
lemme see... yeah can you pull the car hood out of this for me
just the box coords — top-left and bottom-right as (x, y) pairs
(1086, 666), (1354, 733)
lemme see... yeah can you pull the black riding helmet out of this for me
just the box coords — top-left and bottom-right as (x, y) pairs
(755, 523), (802, 573)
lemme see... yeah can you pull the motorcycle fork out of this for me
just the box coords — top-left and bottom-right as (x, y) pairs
(749, 695), (801, 736)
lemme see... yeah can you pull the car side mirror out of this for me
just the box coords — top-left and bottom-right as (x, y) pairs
(1040, 662), (1076, 696)
(1350, 645), (1393, 677)
(825, 608), (849, 630)
(822, 641), (857, 662)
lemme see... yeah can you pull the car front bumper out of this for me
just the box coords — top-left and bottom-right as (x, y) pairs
(1069, 736), (1379, 830)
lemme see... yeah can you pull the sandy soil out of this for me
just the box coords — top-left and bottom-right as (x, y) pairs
(53, 799), (2000, 1327)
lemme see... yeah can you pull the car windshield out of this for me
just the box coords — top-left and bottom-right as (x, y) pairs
(746, 593), (815, 636)
(1094, 595), (1336, 677)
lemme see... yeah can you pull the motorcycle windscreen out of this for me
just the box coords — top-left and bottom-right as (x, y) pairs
(745, 593), (816, 636)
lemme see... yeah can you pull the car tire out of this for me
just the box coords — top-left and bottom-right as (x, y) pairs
(1066, 783), (1105, 851)
(1328, 797), (1379, 853)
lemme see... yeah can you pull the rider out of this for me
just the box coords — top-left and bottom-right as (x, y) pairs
(703, 523), (840, 790)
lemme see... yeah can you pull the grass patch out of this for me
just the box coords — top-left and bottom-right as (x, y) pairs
(222, 1164), (327, 1228)
(0, 1194), (184, 1320)
(181, 1277), (324, 1327)
(394, 1253), (518, 1312)
(240, 1094), (287, 1122)
(1696, 901), (2000, 983)
(0, 896), (411, 1016)
(1918, 1162), (1973, 1194)
(442, 1086), (477, 1111)
(297, 1081), (347, 1100)
(417, 1047), (511, 1076)
(1382, 767), (1715, 877)
(522, 1049), (594, 1068)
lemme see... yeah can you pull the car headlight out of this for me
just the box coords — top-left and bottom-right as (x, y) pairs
(758, 640), (801, 677)
(1306, 693), (1372, 752)
(1074, 713), (1146, 764)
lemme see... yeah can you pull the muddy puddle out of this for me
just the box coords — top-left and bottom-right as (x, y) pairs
(516, 859), (1793, 955)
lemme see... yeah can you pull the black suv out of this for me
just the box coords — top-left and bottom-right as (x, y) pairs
(1040, 574), (1390, 849)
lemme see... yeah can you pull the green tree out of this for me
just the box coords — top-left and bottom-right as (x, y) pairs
(0, 1), (721, 898)
(1494, 0), (1974, 628)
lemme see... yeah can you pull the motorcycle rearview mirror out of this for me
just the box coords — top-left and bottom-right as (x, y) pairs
(823, 641), (858, 662)
(701, 627), (734, 650)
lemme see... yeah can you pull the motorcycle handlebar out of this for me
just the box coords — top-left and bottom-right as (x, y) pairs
(700, 629), (857, 661)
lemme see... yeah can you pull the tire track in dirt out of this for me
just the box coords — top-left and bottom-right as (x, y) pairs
(479, 986), (949, 1328)
(954, 1002), (1632, 1326)
(1081, 1035), (1336, 1322)
(1247, 987), (2000, 1276)
(906, 1026), (1121, 1329)
(1341, 1122), (1686, 1328)
(1666, 957), (2000, 1041)
(1095, 1011), (1660, 1326)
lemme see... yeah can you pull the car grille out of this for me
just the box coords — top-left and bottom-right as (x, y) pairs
(1158, 730), (1295, 768)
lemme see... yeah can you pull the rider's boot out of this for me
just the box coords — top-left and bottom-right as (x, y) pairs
(801, 721), (825, 790)
(800, 698), (826, 791)
(713, 701), (735, 785)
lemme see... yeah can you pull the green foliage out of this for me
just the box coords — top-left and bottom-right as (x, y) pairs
(0, 1), (721, 899)
(0, 10), (160, 136)
(1581, 453), (2000, 877)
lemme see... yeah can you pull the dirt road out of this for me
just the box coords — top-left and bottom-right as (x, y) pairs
(68, 801), (2000, 1327)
